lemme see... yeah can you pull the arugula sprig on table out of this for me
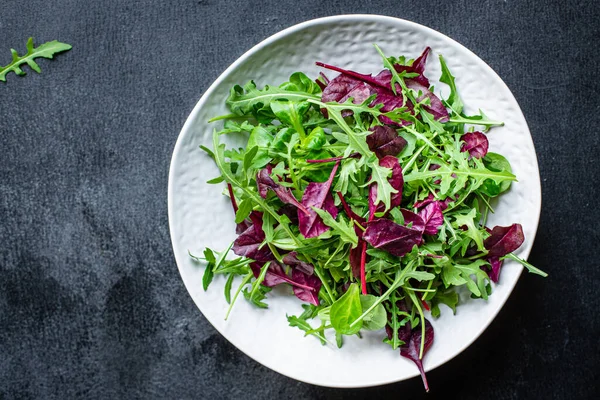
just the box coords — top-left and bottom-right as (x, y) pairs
(192, 45), (546, 392)
(1, 38), (71, 82)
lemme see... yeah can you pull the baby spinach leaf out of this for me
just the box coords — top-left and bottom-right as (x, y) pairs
(359, 294), (387, 331)
(330, 283), (362, 335)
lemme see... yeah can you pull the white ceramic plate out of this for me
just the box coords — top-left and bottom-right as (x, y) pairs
(168, 15), (541, 388)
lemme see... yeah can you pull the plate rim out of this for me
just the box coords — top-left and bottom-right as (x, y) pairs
(168, 14), (542, 388)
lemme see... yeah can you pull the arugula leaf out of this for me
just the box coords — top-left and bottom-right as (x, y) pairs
(313, 208), (359, 248)
(287, 315), (328, 345)
(0, 38), (72, 82)
(330, 283), (362, 335)
(448, 110), (504, 131)
(431, 289), (459, 318)
(438, 55), (464, 114)
(226, 79), (319, 116)
(453, 208), (485, 251)
(359, 294), (387, 330)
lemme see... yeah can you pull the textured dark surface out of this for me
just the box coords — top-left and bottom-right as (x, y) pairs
(1, 1), (599, 399)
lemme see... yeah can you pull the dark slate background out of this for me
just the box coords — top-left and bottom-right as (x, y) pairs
(1, 0), (599, 398)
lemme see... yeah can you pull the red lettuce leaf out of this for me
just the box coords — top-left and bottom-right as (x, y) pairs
(461, 131), (489, 159)
(257, 167), (309, 215)
(400, 319), (435, 392)
(363, 217), (424, 257)
(233, 212), (274, 262)
(484, 223), (525, 257)
(366, 125), (408, 159)
(250, 261), (321, 305)
(418, 202), (444, 235)
(298, 162), (340, 238)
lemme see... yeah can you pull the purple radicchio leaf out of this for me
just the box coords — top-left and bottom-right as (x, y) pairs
(291, 268), (321, 306)
(400, 318), (435, 392)
(363, 216), (424, 257)
(366, 125), (408, 159)
(484, 223), (525, 257)
(368, 156), (404, 217)
(385, 299), (411, 343)
(349, 244), (364, 279)
(461, 131), (489, 159)
(233, 212), (274, 262)
(298, 162), (340, 238)
(257, 166), (310, 215)
(418, 202), (444, 235)
(317, 48), (449, 126)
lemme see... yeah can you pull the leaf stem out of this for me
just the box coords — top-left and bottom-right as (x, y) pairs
(504, 253), (548, 277)
(406, 288), (426, 359)
(225, 272), (253, 320)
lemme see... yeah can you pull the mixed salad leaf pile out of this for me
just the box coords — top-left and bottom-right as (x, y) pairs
(193, 45), (546, 391)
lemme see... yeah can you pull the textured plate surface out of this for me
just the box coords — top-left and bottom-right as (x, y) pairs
(168, 15), (541, 388)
